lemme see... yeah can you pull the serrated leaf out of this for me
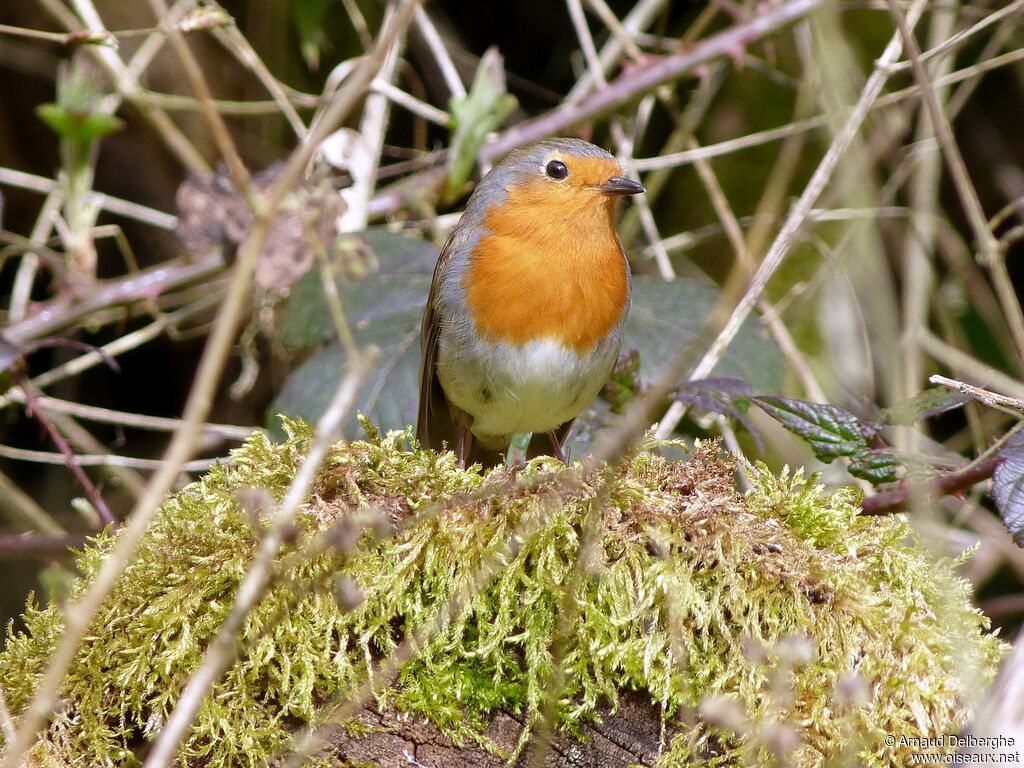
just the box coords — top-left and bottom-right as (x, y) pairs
(993, 433), (1024, 547)
(847, 449), (901, 485)
(753, 396), (872, 463)
(881, 387), (971, 426)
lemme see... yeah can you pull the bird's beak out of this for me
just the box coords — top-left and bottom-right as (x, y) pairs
(597, 176), (646, 195)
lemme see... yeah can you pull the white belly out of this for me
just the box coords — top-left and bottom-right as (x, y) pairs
(436, 334), (620, 444)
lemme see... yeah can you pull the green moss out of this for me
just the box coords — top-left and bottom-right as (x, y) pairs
(0, 422), (1005, 767)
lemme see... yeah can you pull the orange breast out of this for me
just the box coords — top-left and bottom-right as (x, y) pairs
(463, 182), (629, 353)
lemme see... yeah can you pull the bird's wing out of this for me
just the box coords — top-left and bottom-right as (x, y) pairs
(416, 235), (462, 454)
(416, 233), (508, 469)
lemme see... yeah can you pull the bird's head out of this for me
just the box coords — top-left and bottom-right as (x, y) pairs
(478, 138), (645, 216)
(466, 139), (647, 230)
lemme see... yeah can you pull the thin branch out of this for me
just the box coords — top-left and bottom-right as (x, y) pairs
(44, 409), (148, 499)
(1, 390), (259, 439)
(0, 532), (95, 560)
(898, 3), (957, 450)
(145, 0), (253, 199)
(885, 0), (1024, 74)
(582, 0), (645, 60)
(687, 133), (828, 402)
(371, 79), (450, 125)
(369, 0), (827, 218)
(413, 5), (466, 100)
(884, 0), (1001, 265)
(618, 60), (727, 246)
(211, 21), (308, 140)
(621, 98), (675, 279)
(0, 468), (66, 536)
(0, 294), (221, 413)
(0, 22), (70, 42)
(0, 688), (14, 742)
(340, 0), (372, 49)
(9, 191), (61, 323)
(132, 91), (320, 114)
(4, 251), (224, 346)
(0, 445), (220, 471)
(20, 383), (116, 526)
(363, 43), (1024, 210)
(636, 44), (1024, 171)
(656, 0), (928, 438)
(930, 374), (1024, 416)
(860, 455), (1002, 516)
(919, 328), (1024, 402)
(0, 166), (178, 229)
(566, 0), (667, 100)
(338, 1), (406, 231)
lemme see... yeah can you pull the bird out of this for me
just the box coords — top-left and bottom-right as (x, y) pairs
(417, 137), (645, 470)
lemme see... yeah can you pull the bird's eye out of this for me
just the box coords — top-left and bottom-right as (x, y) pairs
(545, 160), (569, 180)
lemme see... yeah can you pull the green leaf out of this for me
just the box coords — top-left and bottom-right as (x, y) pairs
(752, 396), (872, 462)
(277, 229), (437, 349)
(625, 276), (784, 393)
(445, 47), (517, 199)
(38, 64), (123, 148)
(754, 396), (906, 485)
(847, 449), (901, 485)
(291, 0), (333, 70)
(36, 104), (123, 144)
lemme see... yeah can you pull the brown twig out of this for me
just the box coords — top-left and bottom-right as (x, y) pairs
(20, 382), (116, 526)
(860, 455), (1002, 516)
(884, 0), (1001, 264)
(656, 0), (929, 439)
(145, 0), (253, 200)
(0, 468), (66, 536)
(0, 532), (96, 560)
(930, 374), (1024, 416)
(4, 251), (225, 347)
(368, 0), (825, 217)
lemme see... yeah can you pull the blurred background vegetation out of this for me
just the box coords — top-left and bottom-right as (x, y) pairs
(0, 0), (1022, 648)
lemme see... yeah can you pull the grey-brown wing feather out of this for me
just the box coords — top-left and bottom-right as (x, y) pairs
(416, 237), (507, 469)
(416, 242), (461, 453)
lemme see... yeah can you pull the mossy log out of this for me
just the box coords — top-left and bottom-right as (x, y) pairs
(0, 423), (1005, 767)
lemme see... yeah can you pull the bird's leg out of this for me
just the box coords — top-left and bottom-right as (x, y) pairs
(457, 424), (473, 469)
(547, 431), (565, 462)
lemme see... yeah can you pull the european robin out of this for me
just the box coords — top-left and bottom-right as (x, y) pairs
(417, 138), (645, 469)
